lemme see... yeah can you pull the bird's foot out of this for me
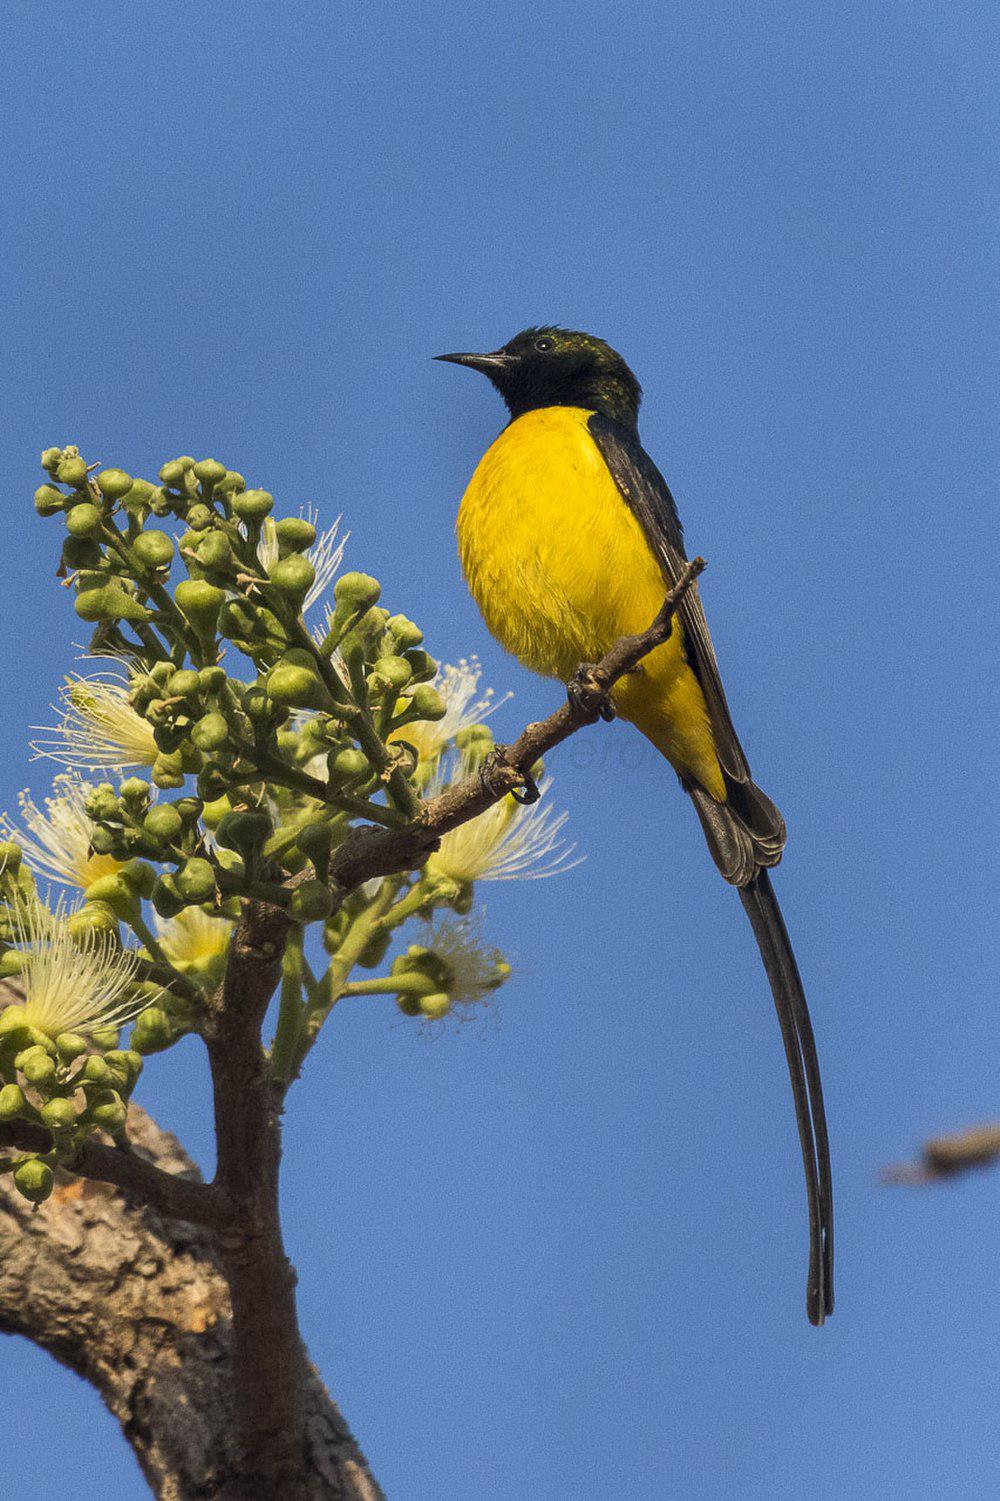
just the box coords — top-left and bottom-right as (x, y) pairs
(478, 746), (541, 805)
(567, 664), (616, 722)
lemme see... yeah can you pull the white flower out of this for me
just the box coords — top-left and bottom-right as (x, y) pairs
(0, 775), (122, 892)
(390, 657), (511, 765)
(15, 898), (146, 1038)
(425, 913), (510, 1007)
(257, 508), (347, 613)
(155, 905), (232, 983)
(424, 758), (580, 883)
(31, 671), (158, 771)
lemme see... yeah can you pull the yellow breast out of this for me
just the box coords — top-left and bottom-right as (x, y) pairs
(455, 405), (725, 799)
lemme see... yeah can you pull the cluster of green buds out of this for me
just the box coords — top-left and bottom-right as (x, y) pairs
(0, 1000), (142, 1203)
(0, 443), (562, 1148)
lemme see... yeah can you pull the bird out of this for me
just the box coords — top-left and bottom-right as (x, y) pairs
(436, 326), (833, 1325)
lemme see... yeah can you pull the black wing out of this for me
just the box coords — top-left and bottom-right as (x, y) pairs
(588, 411), (752, 784)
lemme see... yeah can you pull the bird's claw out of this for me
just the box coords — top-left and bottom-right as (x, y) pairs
(567, 664), (616, 722)
(479, 746), (541, 805)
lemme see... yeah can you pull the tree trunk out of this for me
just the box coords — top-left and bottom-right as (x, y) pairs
(0, 1103), (384, 1501)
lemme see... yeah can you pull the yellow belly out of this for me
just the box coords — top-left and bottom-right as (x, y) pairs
(455, 405), (725, 799)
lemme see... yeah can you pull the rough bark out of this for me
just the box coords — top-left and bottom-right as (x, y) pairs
(0, 1101), (384, 1501)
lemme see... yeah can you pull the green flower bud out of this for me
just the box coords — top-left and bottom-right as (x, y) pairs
(274, 517), (317, 553)
(197, 666), (226, 695)
(216, 470), (245, 494)
(82, 1055), (112, 1085)
(83, 872), (138, 919)
(196, 766), (230, 800)
(120, 776), (152, 804)
(143, 803), (183, 845)
(201, 794), (232, 829)
(175, 857), (216, 903)
(148, 487), (173, 516)
(333, 571), (381, 610)
(165, 670), (199, 701)
(57, 455), (89, 488)
(122, 477), (156, 513)
(197, 532), (234, 571)
(231, 488), (274, 521)
(84, 784), (122, 821)
(96, 468), (133, 499)
(296, 820), (333, 868)
(0, 1083), (26, 1120)
(40, 1097), (78, 1132)
(0, 951), (25, 978)
(193, 458), (227, 488)
(21, 1051), (57, 1086)
(402, 649), (438, 682)
(151, 873), (185, 918)
(91, 1026), (120, 1050)
(66, 901), (119, 942)
(90, 1090), (127, 1132)
(175, 579), (225, 640)
(62, 536), (103, 570)
(55, 1032), (89, 1062)
(174, 796), (204, 825)
(0, 1006), (32, 1051)
(121, 859), (157, 898)
(159, 459), (188, 490)
(132, 529), (175, 569)
(132, 1006), (175, 1055)
(266, 662), (324, 709)
(357, 928), (391, 970)
(387, 615), (423, 648)
(75, 580), (153, 625)
(419, 993), (452, 1020)
(151, 751), (186, 790)
(0, 1002), (27, 1030)
(289, 880), (334, 923)
(14, 1158), (53, 1204)
(65, 502), (103, 538)
(105, 1049), (143, 1088)
(330, 746), (369, 781)
(216, 599), (255, 645)
(395, 994), (423, 1017)
(268, 553), (315, 609)
(40, 447), (62, 473)
(34, 484), (65, 517)
(373, 655), (412, 690)
(191, 711), (229, 751)
(406, 685), (446, 721)
(215, 810), (272, 860)
(186, 503), (215, 532)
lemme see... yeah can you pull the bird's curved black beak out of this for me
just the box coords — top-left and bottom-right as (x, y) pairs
(434, 350), (512, 375)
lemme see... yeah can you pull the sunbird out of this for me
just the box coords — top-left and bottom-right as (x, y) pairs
(436, 327), (833, 1325)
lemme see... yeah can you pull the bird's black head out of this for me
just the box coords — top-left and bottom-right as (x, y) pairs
(436, 327), (642, 428)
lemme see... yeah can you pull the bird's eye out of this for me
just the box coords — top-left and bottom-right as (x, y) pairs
(534, 336), (554, 352)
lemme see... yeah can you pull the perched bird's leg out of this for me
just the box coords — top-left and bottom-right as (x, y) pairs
(478, 746), (541, 805)
(567, 664), (617, 723)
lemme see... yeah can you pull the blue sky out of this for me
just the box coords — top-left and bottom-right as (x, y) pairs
(3, 2), (1000, 1496)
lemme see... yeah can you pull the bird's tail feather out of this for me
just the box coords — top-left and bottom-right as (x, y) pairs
(688, 776), (785, 886)
(737, 868), (834, 1326)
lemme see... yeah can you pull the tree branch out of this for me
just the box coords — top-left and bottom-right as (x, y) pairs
(0, 1098), (383, 1500)
(203, 896), (313, 1496)
(0, 1118), (234, 1228)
